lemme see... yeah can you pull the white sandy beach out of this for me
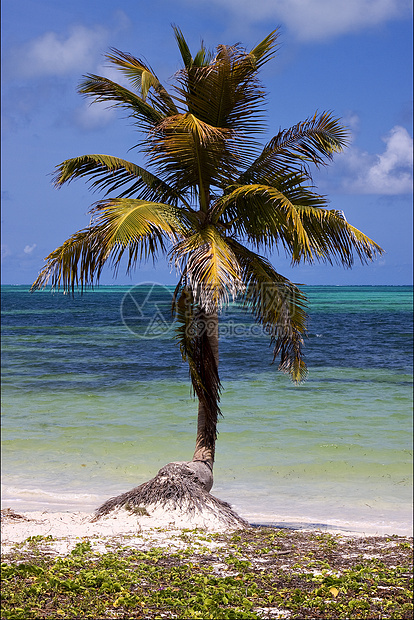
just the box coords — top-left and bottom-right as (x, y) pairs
(1, 505), (243, 557)
(2, 503), (412, 561)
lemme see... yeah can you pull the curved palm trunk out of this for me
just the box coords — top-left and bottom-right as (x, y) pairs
(192, 310), (220, 477)
(95, 308), (247, 527)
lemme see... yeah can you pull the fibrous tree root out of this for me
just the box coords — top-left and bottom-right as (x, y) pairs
(92, 461), (249, 530)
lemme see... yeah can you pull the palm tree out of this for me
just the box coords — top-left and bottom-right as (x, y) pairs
(32, 28), (383, 524)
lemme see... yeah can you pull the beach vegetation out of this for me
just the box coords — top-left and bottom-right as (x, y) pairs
(25, 535), (54, 543)
(1, 528), (412, 619)
(31, 27), (383, 521)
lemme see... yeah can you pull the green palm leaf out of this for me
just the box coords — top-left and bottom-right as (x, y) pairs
(247, 29), (279, 69)
(147, 113), (240, 205)
(217, 180), (383, 265)
(172, 225), (243, 311)
(172, 25), (213, 69)
(78, 74), (164, 129)
(31, 227), (111, 292)
(32, 199), (187, 291)
(238, 111), (350, 184)
(217, 180), (324, 257)
(174, 42), (268, 139)
(104, 48), (178, 115)
(227, 239), (308, 382)
(53, 154), (191, 206)
(91, 198), (185, 241)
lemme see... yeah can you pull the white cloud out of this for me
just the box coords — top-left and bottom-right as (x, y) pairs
(72, 62), (130, 130)
(23, 244), (37, 254)
(16, 25), (108, 77)
(275, 0), (411, 41)
(340, 126), (413, 194)
(73, 100), (115, 130)
(201, 0), (412, 41)
(344, 113), (361, 134)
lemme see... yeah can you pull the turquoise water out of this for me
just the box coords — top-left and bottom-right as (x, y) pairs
(1, 285), (413, 534)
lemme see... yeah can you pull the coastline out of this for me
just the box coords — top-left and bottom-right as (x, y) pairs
(2, 506), (412, 558)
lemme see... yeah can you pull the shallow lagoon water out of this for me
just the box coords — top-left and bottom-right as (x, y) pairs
(1, 285), (412, 535)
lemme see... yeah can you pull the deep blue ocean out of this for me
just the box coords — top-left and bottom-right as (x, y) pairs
(1, 284), (412, 534)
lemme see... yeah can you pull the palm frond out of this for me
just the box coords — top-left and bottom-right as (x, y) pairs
(104, 48), (178, 115)
(31, 227), (111, 293)
(78, 74), (164, 128)
(173, 40), (269, 140)
(89, 198), (188, 273)
(238, 111), (350, 184)
(227, 239), (308, 383)
(31, 199), (187, 292)
(172, 225), (243, 312)
(157, 113), (234, 146)
(216, 180), (384, 265)
(90, 198), (185, 241)
(173, 25), (193, 69)
(53, 154), (191, 207)
(291, 205), (384, 266)
(216, 180), (317, 257)
(172, 25), (213, 69)
(147, 113), (240, 201)
(247, 30), (280, 69)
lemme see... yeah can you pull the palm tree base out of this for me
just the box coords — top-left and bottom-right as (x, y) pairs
(92, 461), (249, 531)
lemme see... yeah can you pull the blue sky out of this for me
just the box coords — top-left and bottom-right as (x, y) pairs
(1, 0), (413, 286)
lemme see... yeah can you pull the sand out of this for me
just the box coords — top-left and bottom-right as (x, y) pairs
(3, 502), (401, 561)
(1, 504), (248, 558)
